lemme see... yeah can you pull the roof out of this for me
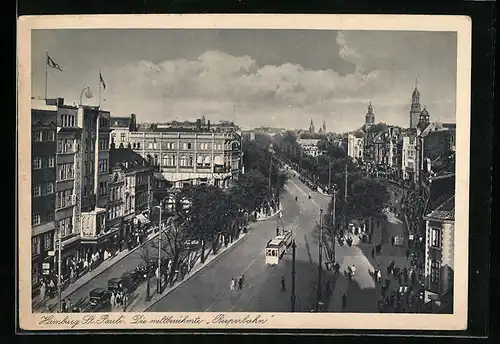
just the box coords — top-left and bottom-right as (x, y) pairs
(32, 109), (57, 126)
(110, 117), (130, 128)
(110, 147), (149, 169)
(424, 195), (455, 221)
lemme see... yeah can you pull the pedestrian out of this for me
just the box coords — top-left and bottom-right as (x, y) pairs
(61, 299), (67, 313)
(391, 236), (395, 246)
(381, 284), (387, 298)
(123, 293), (128, 311)
(110, 292), (115, 308)
(230, 278), (235, 291)
(238, 275), (243, 290)
(281, 276), (286, 291)
(341, 293), (347, 311)
(405, 248), (410, 260)
(39, 281), (46, 301)
(377, 270), (382, 283)
(371, 246), (375, 259)
(67, 298), (72, 312)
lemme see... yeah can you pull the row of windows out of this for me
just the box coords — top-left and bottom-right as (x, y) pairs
(60, 114), (76, 128)
(57, 163), (75, 181)
(98, 181), (108, 197)
(57, 216), (74, 238)
(32, 232), (53, 256)
(109, 185), (123, 202)
(99, 138), (109, 151)
(107, 204), (122, 220)
(32, 182), (54, 197)
(57, 139), (76, 154)
(133, 141), (233, 151)
(33, 130), (55, 142)
(33, 156), (55, 169)
(430, 260), (440, 284)
(56, 189), (74, 209)
(84, 160), (95, 176)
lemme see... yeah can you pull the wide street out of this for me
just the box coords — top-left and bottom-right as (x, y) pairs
(328, 179), (411, 313)
(147, 173), (331, 312)
(56, 237), (161, 308)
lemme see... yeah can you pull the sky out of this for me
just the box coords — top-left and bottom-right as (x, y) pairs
(32, 29), (457, 132)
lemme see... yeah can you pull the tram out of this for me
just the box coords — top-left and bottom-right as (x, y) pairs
(265, 230), (293, 265)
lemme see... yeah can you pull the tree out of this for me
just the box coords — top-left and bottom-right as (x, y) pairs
(138, 245), (154, 301)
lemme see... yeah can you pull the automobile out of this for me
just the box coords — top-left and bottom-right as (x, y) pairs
(108, 272), (141, 294)
(88, 288), (112, 312)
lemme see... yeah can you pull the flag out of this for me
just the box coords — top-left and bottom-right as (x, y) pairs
(46, 54), (63, 72)
(100, 72), (106, 90)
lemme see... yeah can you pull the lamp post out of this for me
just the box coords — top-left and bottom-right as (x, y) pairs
(79, 86), (92, 106)
(317, 207), (323, 311)
(157, 200), (163, 294)
(268, 144), (274, 193)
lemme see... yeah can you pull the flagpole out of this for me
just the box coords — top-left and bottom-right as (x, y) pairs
(98, 68), (101, 108)
(45, 52), (48, 100)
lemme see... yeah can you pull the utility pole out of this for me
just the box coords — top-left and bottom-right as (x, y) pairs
(268, 153), (272, 193)
(147, 174), (151, 219)
(328, 160), (332, 192)
(344, 164), (348, 231)
(290, 239), (297, 312)
(157, 200), (162, 294)
(317, 207), (323, 312)
(332, 188), (336, 262)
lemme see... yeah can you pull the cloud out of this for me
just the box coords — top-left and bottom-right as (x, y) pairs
(100, 32), (456, 132)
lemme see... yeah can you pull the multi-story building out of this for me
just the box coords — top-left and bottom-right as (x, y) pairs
(31, 104), (57, 292)
(55, 102), (82, 278)
(400, 130), (418, 183)
(110, 114), (137, 149)
(126, 124), (242, 189)
(108, 146), (154, 244)
(347, 132), (364, 161)
(423, 195), (454, 311)
(296, 139), (322, 157)
(79, 106), (113, 260)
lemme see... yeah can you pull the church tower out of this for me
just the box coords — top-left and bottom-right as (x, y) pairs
(309, 119), (315, 133)
(365, 102), (375, 128)
(322, 120), (327, 133)
(410, 79), (422, 128)
(417, 107), (430, 131)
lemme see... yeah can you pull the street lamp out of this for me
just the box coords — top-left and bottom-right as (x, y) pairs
(157, 199), (163, 294)
(79, 86), (92, 106)
(268, 143), (274, 193)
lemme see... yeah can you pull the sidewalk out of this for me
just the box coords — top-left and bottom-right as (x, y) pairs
(128, 205), (284, 312)
(32, 229), (160, 313)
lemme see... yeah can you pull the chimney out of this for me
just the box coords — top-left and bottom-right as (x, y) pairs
(57, 98), (64, 107)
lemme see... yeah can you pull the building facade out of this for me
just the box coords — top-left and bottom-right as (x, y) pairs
(31, 106), (57, 292)
(109, 114), (137, 149)
(124, 127), (242, 189)
(347, 132), (364, 161)
(296, 139), (322, 158)
(423, 195), (454, 307)
(401, 131), (418, 183)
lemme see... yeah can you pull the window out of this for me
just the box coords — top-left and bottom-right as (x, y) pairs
(32, 235), (41, 255)
(58, 216), (74, 237)
(98, 159), (109, 174)
(137, 142), (141, 149)
(32, 185), (41, 197)
(99, 138), (109, 150)
(148, 142), (153, 149)
(43, 232), (52, 251)
(431, 228), (441, 248)
(166, 142), (175, 150)
(32, 213), (41, 226)
(120, 133), (126, 142)
(430, 260), (440, 284)
(45, 182), (54, 194)
(46, 130), (55, 141)
(180, 156), (188, 167)
(33, 157), (42, 169)
(33, 131), (42, 141)
(99, 181), (108, 196)
(47, 156), (55, 168)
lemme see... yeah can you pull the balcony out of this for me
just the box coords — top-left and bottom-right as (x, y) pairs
(213, 166), (230, 173)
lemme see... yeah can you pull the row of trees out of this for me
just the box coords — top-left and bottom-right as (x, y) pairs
(146, 138), (288, 292)
(274, 132), (390, 260)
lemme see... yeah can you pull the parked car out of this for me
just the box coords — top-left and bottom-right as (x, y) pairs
(108, 272), (141, 294)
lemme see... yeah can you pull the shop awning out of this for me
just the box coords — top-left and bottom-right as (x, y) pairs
(135, 213), (150, 225)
